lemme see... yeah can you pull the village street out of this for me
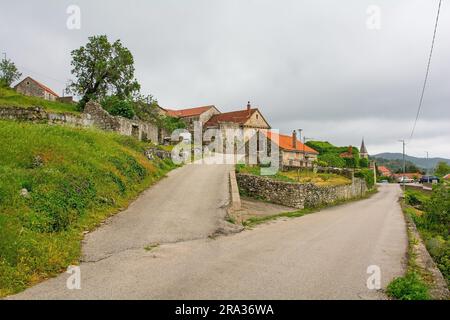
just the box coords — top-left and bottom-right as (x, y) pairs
(10, 163), (408, 300)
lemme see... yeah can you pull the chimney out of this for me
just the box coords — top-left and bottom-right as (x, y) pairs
(247, 101), (251, 111)
(292, 130), (297, 149)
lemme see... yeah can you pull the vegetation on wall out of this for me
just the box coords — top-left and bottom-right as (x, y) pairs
(0, 120), (177, 297)
(306, 140), (360, 168)
(389, 185), (450, 300)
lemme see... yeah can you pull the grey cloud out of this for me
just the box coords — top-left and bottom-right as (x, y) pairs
(1, 0), (449, 157)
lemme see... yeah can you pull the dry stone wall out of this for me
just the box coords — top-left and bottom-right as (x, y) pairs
(0, 101), (159, 142)
(236, 173), (367, 209)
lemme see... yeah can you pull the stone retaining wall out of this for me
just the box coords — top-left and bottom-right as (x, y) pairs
(0, 101), (159, 143)
(236, 173), (367, 209)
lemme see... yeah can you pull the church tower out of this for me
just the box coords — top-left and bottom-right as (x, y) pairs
(360, 138), (368, 159)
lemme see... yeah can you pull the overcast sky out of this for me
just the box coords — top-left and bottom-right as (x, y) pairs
(1, 0), (449, 158)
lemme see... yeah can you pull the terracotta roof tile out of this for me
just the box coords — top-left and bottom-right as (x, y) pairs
(205, 108), (257, 126)
(264, 131), (319, 154)
(164, 105), (215, 118)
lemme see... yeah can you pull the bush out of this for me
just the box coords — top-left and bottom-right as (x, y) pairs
(386, 272), (430, 300)
(424, 185), (450, 236)
(101, 96), (135, 119)
(318, 153), (346, 168)
(355, 168), (374, 189)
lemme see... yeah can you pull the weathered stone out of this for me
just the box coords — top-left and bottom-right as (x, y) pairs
(0, 101), (159, 143)
(20, 188), (30, 198)
(236, 173), (367, 209)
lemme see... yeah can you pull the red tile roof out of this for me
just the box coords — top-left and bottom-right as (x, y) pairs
(443, 174), (450, 180)
(377, 166), (391, 174)
(264, 131), (319, 154)
(205, 108), (258, 126)
(164, 105), (215, 118)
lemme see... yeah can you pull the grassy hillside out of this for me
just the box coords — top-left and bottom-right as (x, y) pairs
(0, 87), (79, 114)
(0, 120), (177, 297)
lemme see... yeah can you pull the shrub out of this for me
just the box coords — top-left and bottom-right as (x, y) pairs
(318, 153), (346, 168)
(355, 168), (374, 189)
(386, 272), (430, 300)
(101, 96), (135, 119)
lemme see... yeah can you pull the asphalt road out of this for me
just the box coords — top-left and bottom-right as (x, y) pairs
(10, 182), (407, 300)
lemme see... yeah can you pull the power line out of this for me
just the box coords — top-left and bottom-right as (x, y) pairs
(409, 0), (442, 141)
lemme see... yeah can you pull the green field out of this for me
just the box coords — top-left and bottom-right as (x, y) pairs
(0, 120), (177, 297)
(0, 87), (79, 114)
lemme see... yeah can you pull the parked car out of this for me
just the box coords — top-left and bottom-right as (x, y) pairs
(397, 176), (414, 183)
(419, 175), (440, 183)
(380, 180), (389, 184)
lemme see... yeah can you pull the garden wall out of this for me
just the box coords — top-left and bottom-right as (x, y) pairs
(236, 173), (368, 209)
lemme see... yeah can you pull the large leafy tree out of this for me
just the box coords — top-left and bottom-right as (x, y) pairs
(0, 58), (22, 87)
(434, 161), (450, 177)
(68, 35), (140, 109)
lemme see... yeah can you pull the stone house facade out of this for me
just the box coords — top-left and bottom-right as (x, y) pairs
(204, 102), (271, 142)
(14, 77), (59, 101)
(264, 131), (319, 169)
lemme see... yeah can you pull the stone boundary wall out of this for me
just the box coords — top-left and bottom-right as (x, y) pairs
(236, 173), (367, 209)
(0, 101), (158, 143)
(229, 170), (241, 211)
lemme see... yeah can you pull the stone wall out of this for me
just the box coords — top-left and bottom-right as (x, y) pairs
(236, 173), (367, 209)
(0, 101), (159, 143)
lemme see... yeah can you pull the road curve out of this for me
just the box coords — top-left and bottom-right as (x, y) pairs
(82, 162), (232, 262)
(10, 184), (407, 300)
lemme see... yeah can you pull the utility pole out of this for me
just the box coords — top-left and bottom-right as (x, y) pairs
(426, 151), (429, 175)
(399, 140), (406, 191)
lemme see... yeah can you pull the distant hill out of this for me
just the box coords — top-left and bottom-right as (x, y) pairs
(372, 153), (450, 169)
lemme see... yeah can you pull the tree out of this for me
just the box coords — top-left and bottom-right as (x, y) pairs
(0, 58), (22, 87)
(101, 95), (135, 119)
(359, 157), (369, 168)
(68, 35), (140, 110)
(318, 153), (346, 168)
(434, 161), (450, 178)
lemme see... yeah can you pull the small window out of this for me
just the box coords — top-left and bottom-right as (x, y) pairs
(256, 114), (259, 119)
(26, 81), (30, 85)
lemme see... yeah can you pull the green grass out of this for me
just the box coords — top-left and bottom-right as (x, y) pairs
(0, 87), (79, 114)
(0, 120), (177, 297)
(386, 203), (432, 300)
(386, 271), (430, 300)
(144, 243), (159, 251)
(235, 164), (351, 186)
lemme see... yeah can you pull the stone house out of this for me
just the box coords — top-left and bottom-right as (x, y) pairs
(377, 165), (392, 177)
(264, 130), (319, 169)
(164, 105), (221, 132)
(14, 77), (60, 101)
(204, 102), (271, 141)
